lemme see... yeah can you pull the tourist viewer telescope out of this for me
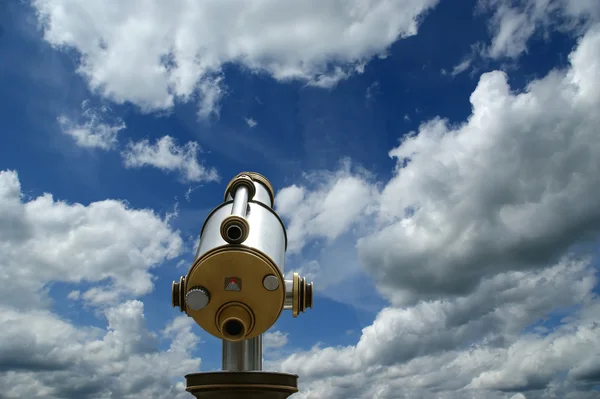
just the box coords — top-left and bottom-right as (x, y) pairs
(172, 172), (314, 398)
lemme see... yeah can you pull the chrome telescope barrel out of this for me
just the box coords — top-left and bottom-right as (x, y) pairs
(172, 172), (313, 371)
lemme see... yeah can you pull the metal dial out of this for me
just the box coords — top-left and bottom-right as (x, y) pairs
(186, 287), (210, 311)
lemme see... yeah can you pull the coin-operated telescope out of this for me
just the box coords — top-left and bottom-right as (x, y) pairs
(172, 172), (314, 398)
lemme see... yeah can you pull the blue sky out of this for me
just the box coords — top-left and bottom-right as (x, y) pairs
(1, 1), (600, 398)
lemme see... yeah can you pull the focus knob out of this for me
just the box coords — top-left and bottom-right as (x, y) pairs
(186, 287), (210, 311)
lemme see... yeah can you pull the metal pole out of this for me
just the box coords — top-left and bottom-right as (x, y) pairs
(222, 335), (262, 371)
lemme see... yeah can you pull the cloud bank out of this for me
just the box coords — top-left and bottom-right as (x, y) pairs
(273, 20), (600, 398)
(0, 170), (200, 397)
(33, 0), (439, 117)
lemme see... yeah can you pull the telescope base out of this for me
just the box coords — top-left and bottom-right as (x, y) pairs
(185, 371), (299, 399)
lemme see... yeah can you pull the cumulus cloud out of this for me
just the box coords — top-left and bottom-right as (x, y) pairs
(278, 25), (599, 304)
(275, 160), (378, 254)
(122, 135), (219, 184)
(32, 0), (439, 117)
(0, 169), (183, 308)
(359, 24), (600, 304)
(15, 3), (600, 398)
(277, 259), (599, 398)
(0, 170), (200, 397)
(0, 301), (201, 398)
(271, 20), (600, 399)
(57, 101), (125, 150)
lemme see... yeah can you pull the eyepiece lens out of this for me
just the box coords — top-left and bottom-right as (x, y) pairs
(226, 225), (242, 241)
(224, 319), (244, 337)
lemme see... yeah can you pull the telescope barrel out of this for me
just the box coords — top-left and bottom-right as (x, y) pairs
(230, 185), (249, 219)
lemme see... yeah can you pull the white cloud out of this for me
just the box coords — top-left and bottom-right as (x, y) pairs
(0, 301), (201, 398)
(122, 135), (219, 184)
(275, 160), (378, 254)
(443, 58), (473, 77)
(270, 22), (600, 398)
(277, 259), (600, 398)
(263, 330), (289, 351)
(479, 0), (600, 59)
(0, 169), (183, 308)
(184, 185), (203, 203)
(56, 103), (219, 183)
(67, 290), (80, 300)
(284, 260), (321, 284)
(359, 24), (600, 304)
(309, 66), (351, 89)
(485, 2), (537, 59)
(245, 117), (258, 128)
(366, 81), (380, 101)
(276, 25), (598, 299)
(196, 75), (226, 120)
(32, 0), (439, 117)
(57, 101), (125, 150)
(0, 171), (200, 397)
(14, 3), (600, 398)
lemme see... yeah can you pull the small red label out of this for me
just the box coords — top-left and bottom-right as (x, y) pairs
(224, 277), (241, 291)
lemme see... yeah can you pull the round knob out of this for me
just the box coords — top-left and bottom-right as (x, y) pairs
(186, 287), (210, 311)
(263, 275), (280, 291)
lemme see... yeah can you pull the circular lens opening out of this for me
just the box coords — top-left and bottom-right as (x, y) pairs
(226, 225), (243, 241)
(223, 319), (244, 337)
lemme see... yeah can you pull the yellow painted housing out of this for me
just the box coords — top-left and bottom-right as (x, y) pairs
(185, 246), (285, 341)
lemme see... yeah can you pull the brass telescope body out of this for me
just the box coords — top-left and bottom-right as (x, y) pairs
(171, 172), (314, 398)
(181, 246), (285, 341)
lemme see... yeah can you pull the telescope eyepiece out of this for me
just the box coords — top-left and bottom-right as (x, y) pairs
(220, 216), (250, 244)
(223, 319), (244, 338)
(216, 302), (254, 342)
(226, 224), (243, 241)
